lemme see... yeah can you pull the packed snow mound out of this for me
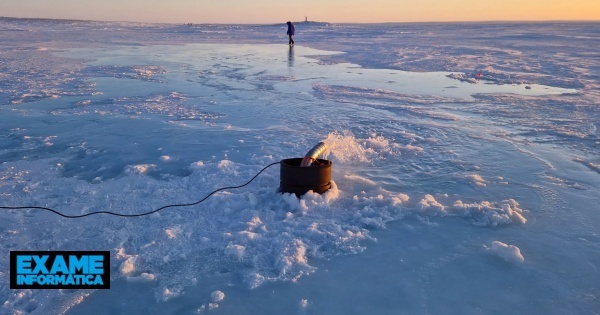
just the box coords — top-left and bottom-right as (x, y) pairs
(485, 241), (525, 264)
(414, 195), (527, 226)
(211, 290), (225, 302)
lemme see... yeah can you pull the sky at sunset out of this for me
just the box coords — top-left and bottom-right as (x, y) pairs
(1, 0), (599, 24)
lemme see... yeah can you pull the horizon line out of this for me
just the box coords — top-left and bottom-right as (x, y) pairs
(2, 15), (599, 25)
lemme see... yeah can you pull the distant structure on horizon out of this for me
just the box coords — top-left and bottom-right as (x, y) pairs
(305, 17), (308, 22)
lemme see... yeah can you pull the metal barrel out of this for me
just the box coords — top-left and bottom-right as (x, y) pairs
(280, 158), (332, 197)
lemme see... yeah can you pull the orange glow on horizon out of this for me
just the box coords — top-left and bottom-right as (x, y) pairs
(0, 0), (598, 24)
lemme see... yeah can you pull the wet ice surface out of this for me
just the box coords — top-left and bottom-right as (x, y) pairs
(1, 18), (599, 314)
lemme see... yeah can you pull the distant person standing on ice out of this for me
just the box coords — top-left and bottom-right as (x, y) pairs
(286, 21), (295, 45)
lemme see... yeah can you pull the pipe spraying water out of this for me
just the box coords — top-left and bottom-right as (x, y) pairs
(300, 142), (328, 167)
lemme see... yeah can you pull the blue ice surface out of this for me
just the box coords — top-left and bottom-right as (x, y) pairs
(0, 19), (599, 314)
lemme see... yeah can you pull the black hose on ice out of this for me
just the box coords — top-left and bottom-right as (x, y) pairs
(0, 162), (281, 219)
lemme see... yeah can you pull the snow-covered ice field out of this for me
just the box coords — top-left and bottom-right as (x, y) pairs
(1, 18), (599, 314)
